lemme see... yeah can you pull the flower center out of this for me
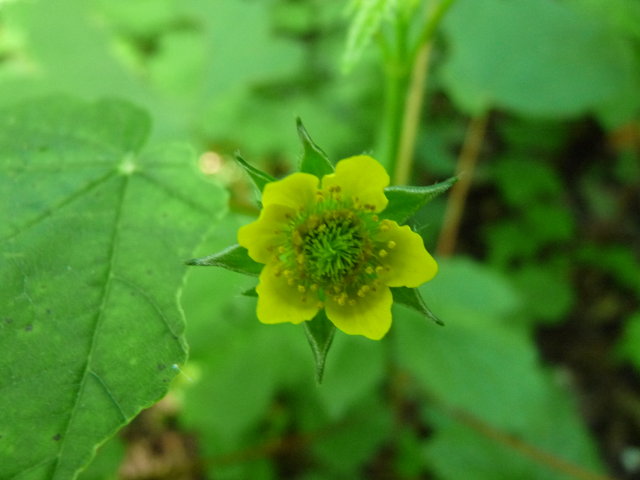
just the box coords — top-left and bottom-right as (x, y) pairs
(301, 211), (365, 285)
(274, 189), (394, 307)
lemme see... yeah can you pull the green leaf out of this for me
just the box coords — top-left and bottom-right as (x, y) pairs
(383, 177), (458, 223)
(312, 396), (392, 476)
(392, 287), (443, 326)
(233, 153), (275, 193)
(186, 244), (263, 277)
(241, 286), (258, 297)
(316, 334), (384, 418)
(0, 96), (226, 479)
(424, 389), (605, 480)
(442, 0), (639, 117)
(297, 117), (334, 178)
(304, 310), (337, 384)
(395, 258), (604, 476)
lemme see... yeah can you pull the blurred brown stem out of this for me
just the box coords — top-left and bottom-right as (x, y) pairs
(445, 404), (617, 480)
(436, 113), (489, 256)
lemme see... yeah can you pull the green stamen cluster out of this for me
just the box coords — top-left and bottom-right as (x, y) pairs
(275, 186), (395, 307)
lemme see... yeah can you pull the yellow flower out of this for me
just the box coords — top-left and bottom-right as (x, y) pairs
(238, 155), (438, 340)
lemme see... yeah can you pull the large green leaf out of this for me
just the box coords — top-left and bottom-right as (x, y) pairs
(395, 258), (605, 477)
(441, 0), (639, 118)
(0, 97), (226, 479)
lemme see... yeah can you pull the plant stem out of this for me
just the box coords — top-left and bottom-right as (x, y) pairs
(393, 42), (432, 185)
(436, 113), (489, 256)
(379, 16), (410, 176)
(385, 0), (458, 184)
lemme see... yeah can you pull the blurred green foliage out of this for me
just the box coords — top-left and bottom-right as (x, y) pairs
(1, 0), (639, 479)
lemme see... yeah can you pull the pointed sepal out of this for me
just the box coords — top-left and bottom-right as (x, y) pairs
(241, 286), (257, 297)
(383, 177), (458, 224)
(186, 244), (263, 276)
(303, 310), (336, 383)
(234, 153), (276, 193)
(392, 287), (443, 326)
(297, 118), (334, 177)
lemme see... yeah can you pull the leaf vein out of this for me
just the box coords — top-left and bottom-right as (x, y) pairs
(88, 369), (127, 421)
(51, 175), (129, 477)
(113, 275), (180, 339)
(137, 172), (213, 217)
(1, 170), (118, 243)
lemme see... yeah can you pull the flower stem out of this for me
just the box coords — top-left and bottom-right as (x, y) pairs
(393, 42), (432, 185)
(383, 0), (458, 185)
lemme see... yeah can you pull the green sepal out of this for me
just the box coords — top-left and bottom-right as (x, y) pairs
(186, 244), (263, 276)
(383, 177), (458, 224)
(242, 286), (257, 297)
(297, 117), (334, 177)
(234, 153), (276, 193)
(303, 310), (336, 384)
(392, 287), (444, 326)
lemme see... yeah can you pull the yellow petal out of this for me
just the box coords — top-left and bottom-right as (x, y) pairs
(238, 204), (294, 264)
(321, 155), (389, 212)
(256, 262), (320, 325)
(262, 172), (319, 210)
(376, 221), (437, 287)
(325, 286), (392, 340)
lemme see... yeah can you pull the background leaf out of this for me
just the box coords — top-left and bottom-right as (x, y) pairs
(441, 0), (640, 120)
(0, 96), (226, 479)
(396, 258), (605, 478)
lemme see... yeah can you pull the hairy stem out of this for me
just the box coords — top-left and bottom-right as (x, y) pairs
(393, 42), (433, 185)
(389, 0), (458, 185)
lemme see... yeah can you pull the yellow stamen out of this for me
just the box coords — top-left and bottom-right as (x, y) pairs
(357, 285), (370, 297)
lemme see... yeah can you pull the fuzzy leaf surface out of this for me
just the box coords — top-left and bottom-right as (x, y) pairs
(0, 97), (226, 479)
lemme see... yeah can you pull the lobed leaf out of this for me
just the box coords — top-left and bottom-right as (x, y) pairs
(0, 96), (226, 479)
